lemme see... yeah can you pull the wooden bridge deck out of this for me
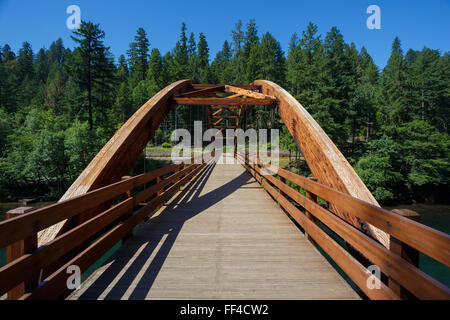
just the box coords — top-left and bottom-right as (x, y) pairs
(69, 155), (360, 300)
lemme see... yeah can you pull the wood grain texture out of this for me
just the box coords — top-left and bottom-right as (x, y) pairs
(252, 80), (389, 248)
(173, 97), (274, 105)
(253, 159), (450, 267)
(38, 80), (194, 246)
(224, 85), (276, 99)
(21, 162), (207, 300)
(68, 157), (360, 300)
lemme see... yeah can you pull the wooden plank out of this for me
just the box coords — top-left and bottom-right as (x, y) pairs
(67, 161), (361, 300)
(0, 164), (196, 298)
(252, 80), (389, 247)
(226, 93), (243, 99)
(305, 178), (317, 243)
(214, 118), (223, 126)
(22, 162), (208, 300)
(259, 162), (450, 268)
(224, 85), (276, 100)
(260, 171), (450, 299)
(388, 209), (421, 299)
(173, 97), (274, 106)
(191, 84), (260, 90)
(0, 199), (134, 297)
(213, 126), (237, 129)
(212, 116), (239, 119)
(241, 159), (398, 300)
(6, 207), (37, 300)
(0, 164), (179, 250)
(176, 85), (224, 98)
(205, 106), (212, 128)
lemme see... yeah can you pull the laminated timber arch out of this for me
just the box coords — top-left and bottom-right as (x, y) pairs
(38, 79), (388, 249)
(38, 79), (195, 245)
(253, 80), (389, 248)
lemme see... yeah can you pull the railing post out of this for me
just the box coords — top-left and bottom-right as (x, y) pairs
(388, 209), (421, 299)
(6, 207), (38, 300)
(174, 166), (180, 191)
(156, 175), (164, 210)
(278, 176), (287, 208)
(305, 177), (318, 244)
(121, 176), (133, 242)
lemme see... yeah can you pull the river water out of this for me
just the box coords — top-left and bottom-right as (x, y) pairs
(1, 202), (449, 293)
(386, 204), (450, 287)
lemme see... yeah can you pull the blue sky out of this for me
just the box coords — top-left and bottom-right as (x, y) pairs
(0, 0), (449, 69)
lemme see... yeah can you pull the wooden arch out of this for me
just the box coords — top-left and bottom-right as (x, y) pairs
(38, 79), (388, 248)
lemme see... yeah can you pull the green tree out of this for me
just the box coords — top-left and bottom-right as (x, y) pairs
(173, 22), (189, 79)
(196, 33), (210, 82)
(147, 48), (164, 88)
(127, 27), (150, 83)
(211, 41), (233, 83)
(355, 136), (404, 202)
(70, 21), (113, 129)
(231, 20), (245, 82)
(65, 120), (98, 180)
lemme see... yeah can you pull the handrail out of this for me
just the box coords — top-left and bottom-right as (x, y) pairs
(0, 152), (212, 299)
(236, 151), (450, 300)
(0, 164), (179, 250)
(258, 161), (450, 267)
(21, 159), (209, 300)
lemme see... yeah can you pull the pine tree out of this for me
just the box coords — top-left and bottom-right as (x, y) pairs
(187, 32), (197, 78)
(259, 32), (285, 84)
(231, 20), (245, 83)
(70, 21), (113, 129)
(196, 33), (209, 82)
(286, 22), (322, 102)
(49, 39), (65, 65)
(94, 45), (116, 125)
(162, 52), (176, 84)
(115, 82), (132, 122)
(407, 48), (448, 131)
(117, 54), (129, 83)
(243, 19), (259, 70)
(312, 26), (354, 150)
(211, 41), (233, 83)
(127, 28), (150, 83)
(173, 22), (189, 79)
(147, 48), (163, 89)
(35, 48), (49, 83)
(17, 42), (34, 82)
(379, 37), (410, 131)
(0, 45), (18, 112)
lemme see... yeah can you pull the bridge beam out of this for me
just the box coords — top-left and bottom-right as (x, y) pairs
(172, 97), (274, 105)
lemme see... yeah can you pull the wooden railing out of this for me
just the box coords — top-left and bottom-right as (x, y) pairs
(0, 154), (211, 300)
(236, 151), (450, 300)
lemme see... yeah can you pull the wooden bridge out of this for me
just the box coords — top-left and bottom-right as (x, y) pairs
(0, 80), (449, 300)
